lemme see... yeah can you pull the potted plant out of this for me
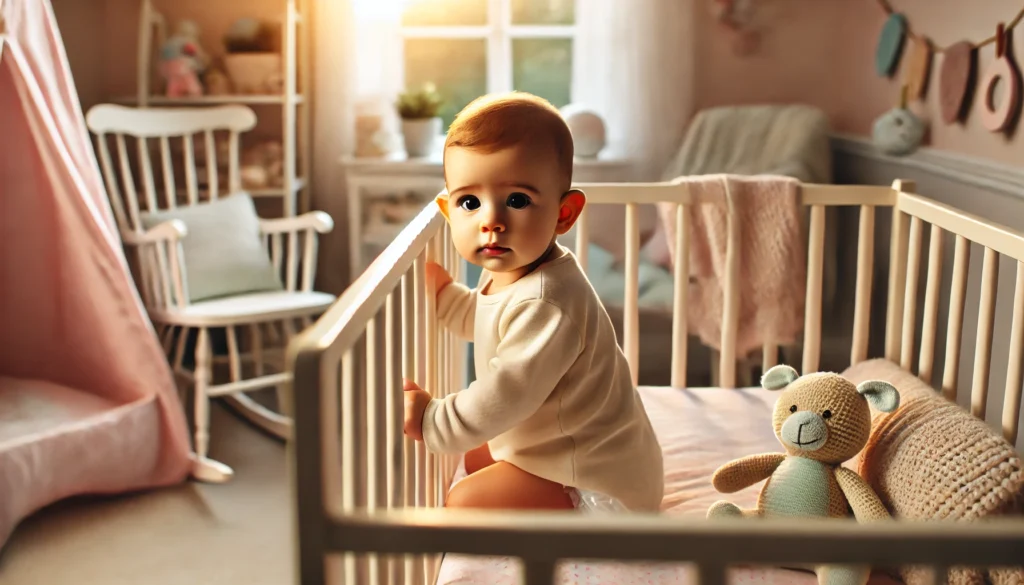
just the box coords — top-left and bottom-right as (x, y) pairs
(396, 83), (444, 158)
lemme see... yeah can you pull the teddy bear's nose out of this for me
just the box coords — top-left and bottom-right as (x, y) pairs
(780, 411), (829, 452)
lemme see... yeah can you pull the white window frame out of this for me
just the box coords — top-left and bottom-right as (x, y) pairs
(399, 0), (577, 96)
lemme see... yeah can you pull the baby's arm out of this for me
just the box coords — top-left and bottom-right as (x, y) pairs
(420, 299), (582, 455)
(436, 280), (476, 341)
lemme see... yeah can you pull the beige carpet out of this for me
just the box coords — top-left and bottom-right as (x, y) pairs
(0, 402), (293, 585)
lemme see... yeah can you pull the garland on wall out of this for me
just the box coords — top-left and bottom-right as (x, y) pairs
(874, 0), (1024, 134)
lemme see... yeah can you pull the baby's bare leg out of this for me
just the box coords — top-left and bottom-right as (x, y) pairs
(445, 461), (574, 510)
(464, 443), (495, 475)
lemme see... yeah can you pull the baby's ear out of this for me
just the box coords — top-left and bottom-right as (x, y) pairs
(435, 194), (451, 222)
(856, 380), (900, 413)
(555, 189), (586, 235)
(761, 365), (799, 391)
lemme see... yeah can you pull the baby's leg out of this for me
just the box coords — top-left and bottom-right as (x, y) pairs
(464, 443), (495, 475)
(445, 461), (574, 510)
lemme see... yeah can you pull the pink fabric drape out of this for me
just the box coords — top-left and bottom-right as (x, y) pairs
(0, 0), (191, 523)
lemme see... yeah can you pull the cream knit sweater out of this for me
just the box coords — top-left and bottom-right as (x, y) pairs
(422, 245), (665, 512)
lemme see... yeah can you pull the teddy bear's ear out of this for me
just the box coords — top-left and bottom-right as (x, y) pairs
(761, 365), (799, 391)
(856, 380), (901, 413)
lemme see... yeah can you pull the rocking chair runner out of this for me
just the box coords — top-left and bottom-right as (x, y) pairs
(86, 103), (334, 483)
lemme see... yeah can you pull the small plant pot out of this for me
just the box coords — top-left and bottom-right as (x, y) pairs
(401, 117), (442, 158)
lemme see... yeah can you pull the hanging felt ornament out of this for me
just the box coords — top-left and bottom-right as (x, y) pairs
(905, 36), (933, 100)
(875, 12), (908, 77)
(872, 85), (926, 156)
(938, 41), (977, 124)
(979, 23), (1022, 133)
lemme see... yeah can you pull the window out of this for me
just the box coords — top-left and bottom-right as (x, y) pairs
(400, 0), (576, 128)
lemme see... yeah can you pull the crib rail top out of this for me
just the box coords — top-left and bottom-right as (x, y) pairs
(325, 507), (1024, 566)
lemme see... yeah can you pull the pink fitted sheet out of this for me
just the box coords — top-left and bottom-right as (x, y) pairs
(436, 385), (903, 585)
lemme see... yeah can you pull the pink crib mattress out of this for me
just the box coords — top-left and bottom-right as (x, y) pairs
(436, 385), (903, 585)
(0, 377), (162, 547)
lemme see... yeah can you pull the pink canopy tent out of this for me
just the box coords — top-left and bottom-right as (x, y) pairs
(0, 0), (191, 548)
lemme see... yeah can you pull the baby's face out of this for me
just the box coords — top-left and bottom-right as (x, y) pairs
(443, 142), (566, 284)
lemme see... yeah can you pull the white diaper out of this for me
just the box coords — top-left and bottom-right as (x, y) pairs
(568, 488), (628, 514)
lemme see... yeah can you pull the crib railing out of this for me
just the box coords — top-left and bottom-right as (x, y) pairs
(287, 180), (1024, 585)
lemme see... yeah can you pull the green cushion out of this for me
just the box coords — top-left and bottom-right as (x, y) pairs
(140, 193), (283, 303)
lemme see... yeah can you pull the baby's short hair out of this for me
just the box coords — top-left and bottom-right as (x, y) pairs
(444, 92), (574, 190)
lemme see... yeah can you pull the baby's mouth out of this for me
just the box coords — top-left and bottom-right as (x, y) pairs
(478, 244), (510, 257)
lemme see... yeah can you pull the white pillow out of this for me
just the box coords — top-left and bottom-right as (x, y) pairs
(140, 193), (283, 303)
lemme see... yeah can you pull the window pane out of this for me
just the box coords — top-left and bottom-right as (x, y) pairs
(511, 0), (574, 25)
(512, 38), (572, 108)
(402, 0), (487, 26)
(404, 39), (487, 129)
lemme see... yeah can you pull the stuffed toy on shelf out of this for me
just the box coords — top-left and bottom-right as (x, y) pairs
(707, 364), (901, 585)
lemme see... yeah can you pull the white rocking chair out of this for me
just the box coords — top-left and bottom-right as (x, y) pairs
(86, 104), (334, 483)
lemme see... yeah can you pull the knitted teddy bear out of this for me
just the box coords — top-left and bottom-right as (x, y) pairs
(707, 364), (900, 585)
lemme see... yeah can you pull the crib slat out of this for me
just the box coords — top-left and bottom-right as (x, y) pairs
(425, 237), (439, 513)
(851, 205), (875, 366)
(341, 344), (368, 584)
(624, 203), (640, 386)
(698, 563), (727, 585)
(1003, 261), (1024, 445)
(918, 224), (945, 384)
(366, 314), (388, 585)
(885, 194), (912, 362)
(802, 205), (826, 375)
(971, 246), (999, 419)
(900, 216), (924, 371)
(671, 204), (689, 388)
(523, 560), (556, 585)
(400, 272), (420, 585)
(720, 188), (741, 388)
(942, 235), (970, 401)
(575, 206), (589, 271)
(386, 289), (403, 507)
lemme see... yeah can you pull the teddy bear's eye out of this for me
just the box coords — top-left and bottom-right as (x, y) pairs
(789, 405), (798, 413)
(822, 410), (833, 419)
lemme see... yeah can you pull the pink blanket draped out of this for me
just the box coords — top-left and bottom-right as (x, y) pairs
(0, 0), (191, 544)
(656, 174), (806, 359)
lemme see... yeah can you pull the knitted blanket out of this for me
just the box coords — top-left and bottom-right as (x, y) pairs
(656, 174), (806, 358)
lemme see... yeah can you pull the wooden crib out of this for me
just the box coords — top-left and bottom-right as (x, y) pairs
(286, 180), (1024, 585)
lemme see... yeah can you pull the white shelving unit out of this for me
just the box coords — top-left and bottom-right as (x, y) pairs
(123, 0), (311, 217)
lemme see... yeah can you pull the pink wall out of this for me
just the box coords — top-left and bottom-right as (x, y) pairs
(694, 0), (1024, 167)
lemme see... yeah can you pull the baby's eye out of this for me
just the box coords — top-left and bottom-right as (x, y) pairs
(822, 410), (833, 419)
(457, 195), (480, 211)
(789, 405), (798, 413)
(506, 192), (531, 209)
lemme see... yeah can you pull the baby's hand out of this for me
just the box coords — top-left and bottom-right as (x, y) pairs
(425, 261), (453, 297)
(403, 378), (432, 441)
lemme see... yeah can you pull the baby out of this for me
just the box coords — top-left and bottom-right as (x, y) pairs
(402, 91), (664, 513)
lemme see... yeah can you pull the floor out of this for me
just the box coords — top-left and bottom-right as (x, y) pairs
(0, 402), (293, 585)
